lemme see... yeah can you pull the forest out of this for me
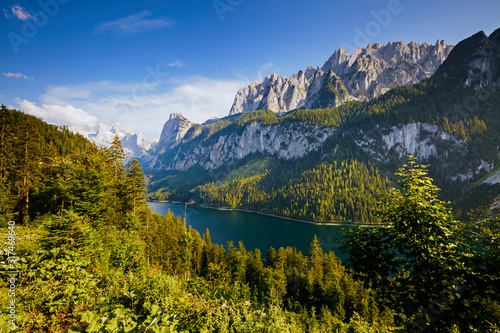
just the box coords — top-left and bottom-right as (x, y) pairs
(195, 160), (391, 223)
(1, 106), (499, 332)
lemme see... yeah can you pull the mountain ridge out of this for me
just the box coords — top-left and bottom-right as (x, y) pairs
(228, 39), (453, 116)
(434, 30), (500, 89)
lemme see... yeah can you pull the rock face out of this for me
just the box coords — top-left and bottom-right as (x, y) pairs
(229, 40), (453, 115)
(70, 122), (156, 161)
(434, 28), (500, 89)
(353, 122), (496, 181)
(158, 113), (193, 148)
(354, 123), (463, 161)
(153, 122), (334, 171)
(483, 170), (500, 185)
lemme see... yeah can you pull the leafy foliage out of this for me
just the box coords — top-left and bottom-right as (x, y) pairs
(341, 156), (499, 332)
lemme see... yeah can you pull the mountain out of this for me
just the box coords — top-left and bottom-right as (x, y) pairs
(158, 113), (193, 148)
(229, 40), (453, 115)
(70, 122), (157, 161)
(145, 28), (500, 223)
(434, 30), (500, 88)
(153, 112), (333, 171)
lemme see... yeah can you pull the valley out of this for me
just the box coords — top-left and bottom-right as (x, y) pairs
(140, 28), (500, 225)
(1, 16), (499, 332)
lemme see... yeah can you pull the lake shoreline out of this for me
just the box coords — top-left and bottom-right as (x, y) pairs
(149, 201), (374, 227)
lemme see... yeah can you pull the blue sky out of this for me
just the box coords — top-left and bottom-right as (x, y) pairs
(1, 0), (499, 139)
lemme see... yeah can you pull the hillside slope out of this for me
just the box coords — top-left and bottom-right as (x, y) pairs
(0, 105), (95, 221)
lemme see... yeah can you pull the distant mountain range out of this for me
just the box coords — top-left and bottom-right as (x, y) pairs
(70, 122), (157, 161)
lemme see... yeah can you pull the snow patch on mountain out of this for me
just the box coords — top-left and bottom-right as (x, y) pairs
(70, 122), (157, 160)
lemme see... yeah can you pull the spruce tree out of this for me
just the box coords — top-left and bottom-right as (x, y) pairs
(124, 159), (146, 214)
(341, 155), (471, 313)
(0, 106), (12, 218)
(68, 152), (112, 225)
(106, 135), (126, 213)
(15, 116), (41, 223)
(106, 135), (125, 179)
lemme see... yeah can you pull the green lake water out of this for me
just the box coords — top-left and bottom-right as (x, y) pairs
(148, 202), (352, 260)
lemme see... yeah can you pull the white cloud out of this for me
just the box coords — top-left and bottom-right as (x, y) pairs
(30, 76), (248, 139)
(41, 81), (146, 105)
(94, 10), (175, 35)
(3, 72), (33, 79)
(144, 76), (247, 124)
(168, 60), (187, 68)
(10, 5), (31, 20)
(15, 98), (98, 127)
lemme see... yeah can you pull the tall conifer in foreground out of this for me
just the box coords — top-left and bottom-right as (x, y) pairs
(341, 156), (471, 314)
(124, 159), (147, 214)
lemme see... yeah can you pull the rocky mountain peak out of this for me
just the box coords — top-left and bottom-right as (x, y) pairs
(490, 28), (500, 47)
(305, 66), (317, 80)
(159, 113), (193, 148)
(168, 113), (185, 121)
(322, 47), (350, 76)
(70, 122), (156, 161)
(229, 39), (453, 116)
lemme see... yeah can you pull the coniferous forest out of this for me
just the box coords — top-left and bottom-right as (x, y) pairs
(1, 105), (499, 332)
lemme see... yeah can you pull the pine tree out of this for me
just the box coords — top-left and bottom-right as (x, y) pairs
(246, 248), (264, 288)
(266, 247), (279, 269)
(379, 156), (469, 300)
(124, 159), (146, 214)
(68, 152), (112, 225)
(15, 116), (41, 223)
(106, 135), (125, 179)
(342, 156), (471, 313)
(106, 135), (126, 212)
(40, 210), (90, 251)
(203, 228), (212, 246)
(308, 235), (324, 264)
(0, 106), (12, 217)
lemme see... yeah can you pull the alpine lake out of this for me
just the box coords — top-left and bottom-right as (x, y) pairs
(148, 201), (354, 261)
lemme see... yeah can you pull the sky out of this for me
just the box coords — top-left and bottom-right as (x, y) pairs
(1, 0), (499, 139)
